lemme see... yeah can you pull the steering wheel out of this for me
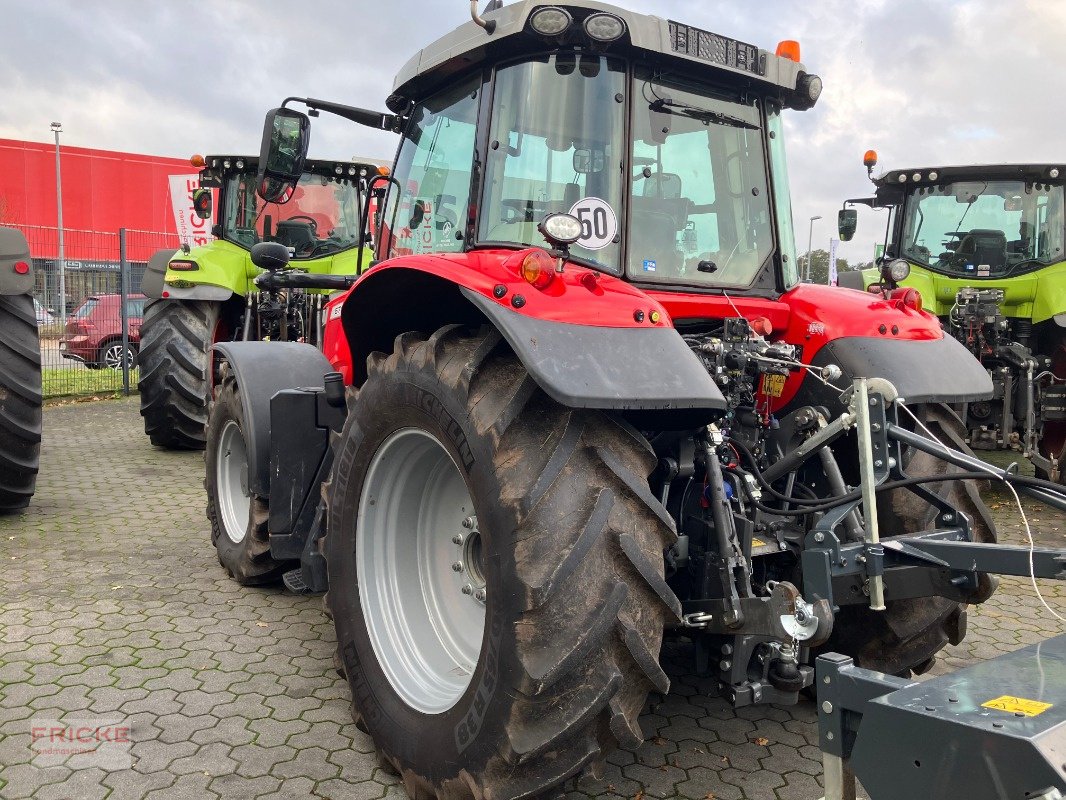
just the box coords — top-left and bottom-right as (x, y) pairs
(286, 215), (319, 231)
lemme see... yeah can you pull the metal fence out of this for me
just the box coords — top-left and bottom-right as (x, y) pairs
(14, 225), (179, 399)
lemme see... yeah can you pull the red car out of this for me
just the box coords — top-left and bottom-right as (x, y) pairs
(60, 293), (145, 370)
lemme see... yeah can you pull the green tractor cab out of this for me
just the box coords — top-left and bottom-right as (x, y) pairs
(839, 159), (1066, 479)
(138, 153), (388, 450)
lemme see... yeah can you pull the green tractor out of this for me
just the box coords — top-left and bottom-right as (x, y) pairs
(838, 158), (1066, 481)
(0, 227), (42, 511)
(139, 154), (387, 449)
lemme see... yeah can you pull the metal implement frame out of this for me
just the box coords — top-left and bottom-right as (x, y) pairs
(798, 383), (1066, 616)
(816, 635), (1066, 800)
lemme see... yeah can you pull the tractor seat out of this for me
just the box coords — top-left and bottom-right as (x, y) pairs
(633, 210), (683, 277)
(956, 229), (1007, 269)
(274, 220), (316, 253)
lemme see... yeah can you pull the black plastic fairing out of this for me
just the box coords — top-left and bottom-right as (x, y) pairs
(807, 334), (994, 405)
(211, 341), (335, 497)
(462, 288), (726, 413)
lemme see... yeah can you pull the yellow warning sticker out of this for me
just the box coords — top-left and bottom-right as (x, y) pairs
(981, 695), (1052, 717)
(751, 538), (768, 548)
(761, 374), (786, 398)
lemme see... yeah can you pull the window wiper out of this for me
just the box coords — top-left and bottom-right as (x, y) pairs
(649, 98), (760, 130)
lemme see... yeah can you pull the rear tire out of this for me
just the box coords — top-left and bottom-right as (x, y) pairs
(0, 295), (43, 513)
(820, 403), (997, 675)
(138, 299), (220, 450)
(205, 367), (290, 584)
(326, 326), (681, 800)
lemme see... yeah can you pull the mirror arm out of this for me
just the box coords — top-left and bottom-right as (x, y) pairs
(843, 197), (876, 209)
(284, 97), (403, 132)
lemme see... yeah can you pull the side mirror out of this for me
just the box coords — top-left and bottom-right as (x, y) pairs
(838, 208), (857, 242)
(573, 149), (605, 174)
(192, 188), (213, 221)
(250, 241), (290, 272)
(257, 107), (311, 203)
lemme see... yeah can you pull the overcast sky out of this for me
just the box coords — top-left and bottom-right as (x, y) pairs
(4, 0), (1065, 265)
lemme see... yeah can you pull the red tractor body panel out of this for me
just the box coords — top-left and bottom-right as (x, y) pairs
(324, 249), (953, 412)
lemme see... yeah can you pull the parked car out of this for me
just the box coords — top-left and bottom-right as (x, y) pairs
(60, 294), (145, 369)
(33, 298), (56, 326)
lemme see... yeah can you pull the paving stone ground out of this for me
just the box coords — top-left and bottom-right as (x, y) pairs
(0, 397), (1062, 800)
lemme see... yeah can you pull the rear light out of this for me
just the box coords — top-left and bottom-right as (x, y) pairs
(13, 261), (29, 274)
(891, 287), (923, 312)
(169, 260), (199, 271)
(520, 250), (555, 290)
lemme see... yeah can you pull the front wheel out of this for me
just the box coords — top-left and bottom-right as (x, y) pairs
(0, 295), (42, 512)
(138, 299), (221, 449)
(205, 368), (291, 584)
(326, 326), (680, 800)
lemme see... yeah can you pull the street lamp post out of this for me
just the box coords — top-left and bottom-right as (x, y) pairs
(51, 122), (66, 324)
(806, 215), (822, 282)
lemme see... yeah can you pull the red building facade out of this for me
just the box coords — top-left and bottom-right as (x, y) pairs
(0, 138), (195, 261)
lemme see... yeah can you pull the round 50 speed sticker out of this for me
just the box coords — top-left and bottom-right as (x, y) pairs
(568, 197), (617, 251)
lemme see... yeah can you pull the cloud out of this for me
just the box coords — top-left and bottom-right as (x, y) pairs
(4, 0), (1066, 269)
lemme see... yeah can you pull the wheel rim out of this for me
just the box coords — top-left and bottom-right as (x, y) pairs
(216, 419), (251, 544)
(357, 427), (486, 714)
(103, 344), (132, 370)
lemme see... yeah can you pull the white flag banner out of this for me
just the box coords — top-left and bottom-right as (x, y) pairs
(828, 237), (839, 286)
(169, 174), (214, 248)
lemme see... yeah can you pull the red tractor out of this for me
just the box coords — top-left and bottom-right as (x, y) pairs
(203, 4), (1066, 799)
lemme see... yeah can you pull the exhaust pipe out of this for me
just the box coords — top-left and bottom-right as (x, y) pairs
(470, 0), (497, 33)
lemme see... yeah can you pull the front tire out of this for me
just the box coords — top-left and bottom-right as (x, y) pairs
(0, 295), (42, 512)
(326, 326), (681, 800)
(205, 368), (290, 585)
(821, 403), (997, 675)
(138, 299), (220, 450)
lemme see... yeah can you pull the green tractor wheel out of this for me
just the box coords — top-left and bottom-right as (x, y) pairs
(138, 299), (222, 450)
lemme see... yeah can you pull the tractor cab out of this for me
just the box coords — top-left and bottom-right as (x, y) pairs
(261, 2), (822, 296)
(196, 155), (386, 260)
(841, 161), (1066, 288)
(839, 158), (1066, 476)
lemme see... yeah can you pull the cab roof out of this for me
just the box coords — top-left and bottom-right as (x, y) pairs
(873, 163), (1066, 189)
(392, 1), (813, 107)
(202, 155), (388, 173)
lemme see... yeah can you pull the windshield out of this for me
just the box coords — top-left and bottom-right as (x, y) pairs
(628, 69), (773, 287)
(900, 180), (1065, 276)
(223, 171), (364, 259)
(480, 55), (625, 271)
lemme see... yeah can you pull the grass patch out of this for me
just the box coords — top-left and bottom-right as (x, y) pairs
(42, 367), (139, 399)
